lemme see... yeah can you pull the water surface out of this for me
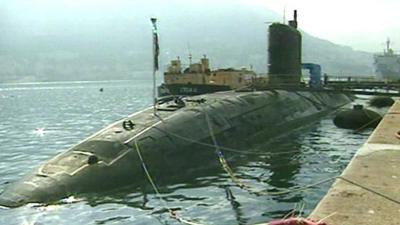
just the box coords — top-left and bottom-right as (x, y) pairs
(0, 80), (371, 225)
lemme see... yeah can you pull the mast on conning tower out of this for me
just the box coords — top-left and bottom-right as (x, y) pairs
(187, 42), (193, 65)
(283, 6), (286, 24)
(386, 38), (391, 53)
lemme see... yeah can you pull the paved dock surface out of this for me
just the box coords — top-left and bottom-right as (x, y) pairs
(310, 100), (400, 224)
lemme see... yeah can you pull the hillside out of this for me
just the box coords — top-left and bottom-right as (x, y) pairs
(0, 1), (374, 82)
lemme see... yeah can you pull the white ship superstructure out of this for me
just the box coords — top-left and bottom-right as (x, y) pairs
(374, 39), (400, 80)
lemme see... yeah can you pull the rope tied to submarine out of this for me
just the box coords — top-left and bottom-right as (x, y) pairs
(151, 112), (346, 196)
(146, 95), (400, 222)
(152, 125), (302, 157)
(200, 104), (342, 197)
(293, 92), (331, 110)
(208, 104), (400, 201)
(133, 107), (400, 225)
(353, 114), (382, 133)
(202, 105), (255, 192)
(355, 106), (382, 132)
(133, 140), (206, 225)
(153, 97), (390, 197)
(200, 101), (400, 199)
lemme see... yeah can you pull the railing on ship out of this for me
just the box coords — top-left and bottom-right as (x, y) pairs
(248, 74), (400, 96)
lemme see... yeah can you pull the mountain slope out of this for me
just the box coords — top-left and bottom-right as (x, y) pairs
(0, 1), (373, 82)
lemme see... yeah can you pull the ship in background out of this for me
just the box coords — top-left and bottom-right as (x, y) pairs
(158, 55), (257, 96)
(374, 38), (400, 81)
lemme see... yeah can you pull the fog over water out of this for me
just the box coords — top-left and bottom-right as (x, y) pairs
(0, 0), (374, 82)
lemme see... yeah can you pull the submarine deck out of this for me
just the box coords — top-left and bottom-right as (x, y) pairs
(90, 89), (350, 146)
(88, 90), (247, 144)
(309, 100), (400, 224)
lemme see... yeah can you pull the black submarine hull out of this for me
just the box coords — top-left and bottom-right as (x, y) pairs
(0, 90), (352, 207)
(158, 83), (231, 96)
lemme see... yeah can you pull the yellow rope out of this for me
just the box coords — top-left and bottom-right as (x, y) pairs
(202, 104), (340, 197)
(353, 112), (381, 133)
(152, 125), (301, 156)
(202, 105), (253, 191)
(134, 140), (207, 225)
(134, 141), (163, 199)
(149, 99), (388, 219)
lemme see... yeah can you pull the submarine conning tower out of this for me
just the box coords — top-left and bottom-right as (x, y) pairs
(268, 10), (302, 86)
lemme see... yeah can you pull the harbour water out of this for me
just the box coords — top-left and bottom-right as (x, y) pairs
(0, 80), (371, 225)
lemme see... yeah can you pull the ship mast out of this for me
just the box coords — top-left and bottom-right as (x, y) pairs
(283, 6), (286, 24)
(187, 42), (193, 65)
(386, 38), (391, 54)
(150, 18), (159, 115)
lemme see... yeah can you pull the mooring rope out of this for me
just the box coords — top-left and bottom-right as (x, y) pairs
(132, 105), (343, 224)
(152, 92), (379, 159)
(131, 125), (400, 225)
(200, 102), (392, 198)
(141, 97), (398, 223)
(293, 91), (331, 109)
(133, 140), (206, 225)
(151, 99), (382, 197)
(200, 104), (342, 197)
(152, 126), (301, 156)
(338, 176), (400, 205)
(202, 104), (257, 192)
(133, 141), (165, 204)
(353, 115), (382, 133)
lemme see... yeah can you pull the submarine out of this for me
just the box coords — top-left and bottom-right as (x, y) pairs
(0, 12), (353, 207)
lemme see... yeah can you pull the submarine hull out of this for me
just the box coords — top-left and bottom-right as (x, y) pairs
(0, 90), (352, 207)
(158, 83), (231, 96)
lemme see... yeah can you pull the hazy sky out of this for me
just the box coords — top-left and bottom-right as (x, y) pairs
(250, 0), (399, 52)
(2, 0), (398, 53)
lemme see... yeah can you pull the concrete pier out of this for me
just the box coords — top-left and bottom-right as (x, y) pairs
(310, 100), (400, 224)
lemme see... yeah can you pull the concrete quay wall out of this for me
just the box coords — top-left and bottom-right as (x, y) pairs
(310, 100), (400, 224)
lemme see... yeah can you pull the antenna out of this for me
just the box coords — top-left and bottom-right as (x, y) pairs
(187, 42), (192, 65)
(386, 37), (390, 52)
(283, 6), (286, 24)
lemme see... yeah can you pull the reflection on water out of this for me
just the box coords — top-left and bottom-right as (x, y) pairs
(0, 80), (372, 225)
